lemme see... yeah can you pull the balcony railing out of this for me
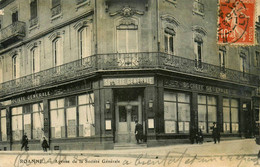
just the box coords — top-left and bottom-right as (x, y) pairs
(76, 0), (87, 5)
(0, 52), (258, 97)
(193, 0), (204, 14)
(51, 4), (61, 17)
(0, 21), (26, 44)
(29, 17), (38, 28)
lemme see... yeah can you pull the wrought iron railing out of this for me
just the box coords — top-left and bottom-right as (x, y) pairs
(0, 21), (26, 42)
(76, 0), (87, 5)
(0, 52), (258, 96)
(29, 17), (38, 27)
(193, 0), (204, 14)
(51, 4), (61, 17)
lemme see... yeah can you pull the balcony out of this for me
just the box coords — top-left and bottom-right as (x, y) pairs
(0, 21), (26, 46)
(51, 4), (61, 17)
(0, 52), (258, 97)
(193, 0), (204, 16)
(29, 17), (38, 28)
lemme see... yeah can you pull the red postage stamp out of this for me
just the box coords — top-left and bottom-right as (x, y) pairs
(218, 0), (255, 45)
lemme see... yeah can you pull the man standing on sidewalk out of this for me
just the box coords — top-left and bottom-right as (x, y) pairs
(135, 120), (143, 144)
(211, 122), (220, 144)
(21, 133), (29, 151)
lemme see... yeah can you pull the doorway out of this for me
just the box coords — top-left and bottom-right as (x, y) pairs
(115, 89), (143, 143)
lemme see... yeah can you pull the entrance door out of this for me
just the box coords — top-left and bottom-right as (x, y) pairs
(116, 99), (142, 143)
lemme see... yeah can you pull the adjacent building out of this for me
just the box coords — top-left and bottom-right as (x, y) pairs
(0, 0), (259, 150)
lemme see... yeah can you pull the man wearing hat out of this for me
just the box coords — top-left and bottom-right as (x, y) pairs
(135, 120), (143, 144)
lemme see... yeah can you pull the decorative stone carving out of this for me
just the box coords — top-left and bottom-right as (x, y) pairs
(116, 18), (138, 30)
(73, 18), (92, 30)
(161, 14), (180, 26)
(48, 30), (65, 41)
(109, 6), (144, 17)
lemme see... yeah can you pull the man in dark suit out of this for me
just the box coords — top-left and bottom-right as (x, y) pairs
(21, 133), (29, 151)
(135, 120), (143, 144)
(211, 122), (220, 144)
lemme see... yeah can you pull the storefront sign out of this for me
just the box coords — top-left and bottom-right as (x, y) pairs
(104, 77), (154, 86)
(11, 81), (91, 104)
(164, 79), (244, 96)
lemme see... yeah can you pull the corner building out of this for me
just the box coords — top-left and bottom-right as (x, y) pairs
(0, 0), (259, 150)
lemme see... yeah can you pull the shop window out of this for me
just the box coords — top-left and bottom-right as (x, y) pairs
(50, 93), (95, 138)
(32, 103), (43, 139)
(198, 95), (217, 133)
(11, 103), (43, 141)
(11, 107), (23, 141)
(1, 109), (7, 141)
(223, 98), (239, 133)
(164, 91), (190, 134)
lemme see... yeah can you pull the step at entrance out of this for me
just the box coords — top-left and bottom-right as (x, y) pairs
(114, 143), (147, 150)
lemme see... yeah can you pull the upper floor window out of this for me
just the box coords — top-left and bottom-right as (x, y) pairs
(51, 0), (61, 17)
(164, 28), (175, 54)
(53, 38), (62, 67)
(240, 55), (246, 74)
(193, 0), (204, 16)
(256, 51), (260, 67)
(194, 39), (203, 68)
(31, 47), (40, 73)
(79, 27), (90, 59)
(12, 11), (18, 23)
(219, 46), (226, 72)
(76, 0), (87, 5)
(12, 55), (19, 79)
(30, 0), (37, 19)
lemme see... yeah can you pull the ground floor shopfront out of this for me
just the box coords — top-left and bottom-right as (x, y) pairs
(0, 74), (257, 150)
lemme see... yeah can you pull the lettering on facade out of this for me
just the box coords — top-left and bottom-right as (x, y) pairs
(103, 77), (154, 86)
(164, 79), (243, 95)
(11, 81), (91, 104)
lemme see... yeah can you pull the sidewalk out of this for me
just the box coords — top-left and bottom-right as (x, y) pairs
(0, 139), (258, 159)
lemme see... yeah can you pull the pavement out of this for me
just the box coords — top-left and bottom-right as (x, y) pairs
(0, 139), (259, 167)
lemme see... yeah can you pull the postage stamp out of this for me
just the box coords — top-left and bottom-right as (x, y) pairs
(217, 0), (255, 45)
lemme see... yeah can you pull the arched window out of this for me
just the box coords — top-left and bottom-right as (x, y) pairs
(53, 38), (62, 67)
(12, 55), (19, 79)
(78, 27), (90, 59)
(31, 47), (40, 73)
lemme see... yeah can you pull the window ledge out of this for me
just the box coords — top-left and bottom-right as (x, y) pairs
(29, 24), (39, 33)
(51, 13), (63, 22)
(165, 0), (177, 7)
(76, 1), (91, 11)
(192, 10), (205, 18)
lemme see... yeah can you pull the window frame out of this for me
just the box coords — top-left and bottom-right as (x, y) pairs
(223, 98), (239, 133)
(0, 109), (7, 141)
(164, 91), (191, 134)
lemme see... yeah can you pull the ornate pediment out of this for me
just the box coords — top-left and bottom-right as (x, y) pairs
(48, 30), (65, 41)
(110, 6), (144, 17)
(192, 25), (207, 36)
(26, 41), (39, 49)
(73, 18), (92, 30)
(161, 14), (180, 26)
(116, 18), (138, 30)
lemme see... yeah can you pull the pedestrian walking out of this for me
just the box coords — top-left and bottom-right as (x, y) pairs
(135, 120), (143, 144)
(196, 129), (204, 144)
(21, 133), (29, 151)
(211, 122), (220, 144)
(41, 137), (49, 152)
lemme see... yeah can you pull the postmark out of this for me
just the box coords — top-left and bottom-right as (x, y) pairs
(217, 0), (255, 45)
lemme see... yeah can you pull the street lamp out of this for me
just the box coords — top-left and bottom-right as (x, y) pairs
(105, 101), (110, 111)
(149, 99), (153, 109)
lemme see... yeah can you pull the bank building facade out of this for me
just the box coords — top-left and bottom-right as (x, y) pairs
(0, 0), (259, 150)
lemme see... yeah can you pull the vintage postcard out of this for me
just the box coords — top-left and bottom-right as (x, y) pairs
(0, 0), (259, 167)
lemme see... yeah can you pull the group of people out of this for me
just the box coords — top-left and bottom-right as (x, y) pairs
(21, 133), (49, 152)
(192, 122), (221, 144)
